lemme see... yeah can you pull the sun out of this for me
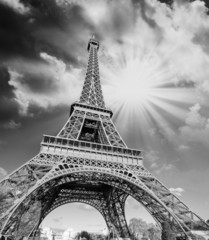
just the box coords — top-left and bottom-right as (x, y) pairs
(101, 48), (197, 134)
(114, 58), (158, 106)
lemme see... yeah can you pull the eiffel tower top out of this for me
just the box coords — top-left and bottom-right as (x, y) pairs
(79, 35), (106, 110)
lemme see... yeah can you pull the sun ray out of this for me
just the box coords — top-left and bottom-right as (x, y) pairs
(101, 45), (198, 143)
(148, 98), (188, 121)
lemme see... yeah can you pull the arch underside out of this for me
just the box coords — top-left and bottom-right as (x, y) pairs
(1, 153), (209, 239)
(33, 182), (130, 239)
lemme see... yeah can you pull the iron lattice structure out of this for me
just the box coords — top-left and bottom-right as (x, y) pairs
(0, 36), (209, 240)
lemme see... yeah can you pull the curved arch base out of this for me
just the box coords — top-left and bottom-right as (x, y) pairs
(0, 153), (209, 240)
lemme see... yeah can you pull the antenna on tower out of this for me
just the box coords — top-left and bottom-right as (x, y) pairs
(87, 33), (99, 51)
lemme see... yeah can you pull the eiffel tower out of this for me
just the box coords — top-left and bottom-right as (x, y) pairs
(0, 36), (209, 240)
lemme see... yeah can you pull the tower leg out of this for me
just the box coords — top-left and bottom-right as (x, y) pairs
(102, 189), (130, 240)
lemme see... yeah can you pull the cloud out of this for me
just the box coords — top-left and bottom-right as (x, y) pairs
(155, 163), (174, 175)
(0, 0), (30, 14)
(144, 150), (160, 169)
(0, 65), (21, 125)
(169, 187), (184, 196)
(0, 0), (85, 63)
(144, 149), (177, 175)
(179, 104), (209, 146)
(177, 144), (190, 152)
(185, 104), (205, 128)
(2, 120), (21, 129)
(7, 53), (83, 115)
(146, 103), (209, 160)
(75, 203), (94, 211)
(0, 3), (37, 61)
(82, 0), (139, 40)
(53, 217), (63, 223)
(144, 103), (209, 170)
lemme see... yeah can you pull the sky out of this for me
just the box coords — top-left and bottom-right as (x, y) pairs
(0, 0), (209, 233)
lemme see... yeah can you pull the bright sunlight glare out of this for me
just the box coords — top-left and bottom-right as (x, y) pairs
(114, 58), (161, 106)
(102, 46), (197, 140)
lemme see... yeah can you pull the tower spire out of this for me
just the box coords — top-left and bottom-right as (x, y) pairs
(79, 35), (106, 109)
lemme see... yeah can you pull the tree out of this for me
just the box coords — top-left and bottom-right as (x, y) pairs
(76, 231), (92, 240)
(147, 225), (161, 240)
(91, 233), (105, 240)
(129, 218), (149, 238)
(141, 232), (149, 240)
(129, 218), (161, 240)
(161, 222), (175, 240)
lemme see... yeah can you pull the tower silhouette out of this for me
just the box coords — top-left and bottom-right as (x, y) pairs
(0, 36), (209, 240)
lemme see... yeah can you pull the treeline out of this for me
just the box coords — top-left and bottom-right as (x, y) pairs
(75, 231), (105, 240)
(129, 218), (161, 240)
(74, 218), (161, 240)
(74, 219), (206, 240)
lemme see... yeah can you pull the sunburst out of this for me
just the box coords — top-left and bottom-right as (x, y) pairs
(101, 45), (197, 145)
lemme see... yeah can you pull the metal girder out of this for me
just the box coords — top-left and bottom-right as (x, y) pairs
(25, 182), (129, 238)
(1, 161), (209, 239)
(58, 110), (86, 139)
(79, 37), (105, 109)
(104, 188), (130, 238)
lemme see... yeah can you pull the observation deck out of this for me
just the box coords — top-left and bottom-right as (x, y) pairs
(70, 102), (113, 117)
(40, 135), (143, 166)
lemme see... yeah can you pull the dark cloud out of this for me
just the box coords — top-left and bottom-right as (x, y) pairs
(157, 0), (173, 4)
(204, 0), (209, 8)
(103, 2), (135, 38)
(134, 0), (158, 28)
(0, 0), (93, 126)
(193, 27), (209, 54)
(132, 0), (162, 28)
(158, 0), (209, 9)
(2, 121), (21, 129)
(0, 63), (63, 125)
(0, 0), (91, 65)
(23, 0), (66, 28)
(92, 0), (163, 43)
(0, 3), (38, 61)
(33, 3), (93, 65)
(18, 72), (58, 94)
(25, 1), (94, 65)
(175, 80), (196, 88)
(0, 66), (20, 124)
(0, 66), (14, 97)
(160, 80), (196, 89)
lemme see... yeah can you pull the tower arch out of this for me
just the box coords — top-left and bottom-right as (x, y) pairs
(29, 201), (109, 239)
(1, 165), (204, 239)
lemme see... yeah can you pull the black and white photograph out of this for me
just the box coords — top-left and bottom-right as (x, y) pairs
(0, 0), (209, 239)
